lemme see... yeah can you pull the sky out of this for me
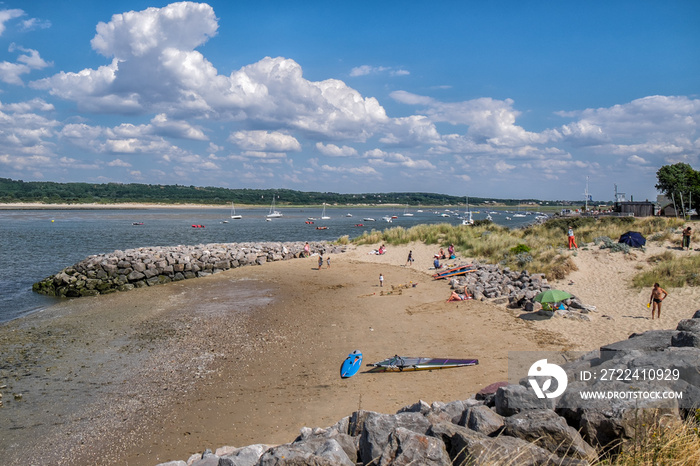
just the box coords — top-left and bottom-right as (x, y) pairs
(0, 1), (698, 201)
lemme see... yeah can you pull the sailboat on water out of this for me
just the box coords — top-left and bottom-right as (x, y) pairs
(321, 203), (330, 220)
(267, 196), (283, 218)
(513, 201), (527, 218)
(403, 204), (414, 217)
(462, 196), (474, 225)
(230, 201), (242, 219)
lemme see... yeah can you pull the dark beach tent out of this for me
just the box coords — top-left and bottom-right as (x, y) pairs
(619, 231), (646, 248)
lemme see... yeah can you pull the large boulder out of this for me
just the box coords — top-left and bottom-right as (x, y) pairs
(450, 430), (584, 466)
(357, 411), (432, 464)
(556, 380), (680, 450)
(494, 384), (554, 416)
(502, 409), (596, 459)
(600, 330), (676, 362)
(459, 405), (505, 436)
(377, 427), (451, 465)
(257, 438), (353, 466)
(218, 444), (271, 466)
(671, 319), (700, 348)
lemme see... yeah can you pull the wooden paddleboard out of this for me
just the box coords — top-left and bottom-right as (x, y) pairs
(340, 350), (363, 378)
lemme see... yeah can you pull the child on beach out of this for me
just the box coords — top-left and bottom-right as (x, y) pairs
(649, 283), (668, 320)
(379, 274), (384, 287)
(326, 256), (331, 268)
(567, 226), (578, 250)
(318, 256), (323, 270)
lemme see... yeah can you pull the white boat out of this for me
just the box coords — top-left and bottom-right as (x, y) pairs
(363, 217), (376, 221)
(382, 216), (393, 222)
(462, 196), (474, 226)
(513, 202), (526, 217)
(321, 203), (330, 220)
(267, 197), (283, 218)
(403, 204), (414, 217)
(346, 213), (353, 217)
(230, 201), (242, 219)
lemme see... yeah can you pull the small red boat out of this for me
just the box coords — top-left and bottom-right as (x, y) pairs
(191, 224), (205, 228)
(316, 226), (328, 230)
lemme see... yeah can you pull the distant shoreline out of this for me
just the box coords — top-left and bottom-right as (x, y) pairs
(0, 202), (565, 211)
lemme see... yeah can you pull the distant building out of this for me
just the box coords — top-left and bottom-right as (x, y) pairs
(659, 204), (680, 217)
(614, 201), (655, 217)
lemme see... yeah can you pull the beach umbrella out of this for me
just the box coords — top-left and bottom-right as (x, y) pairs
(534, 289), (572, 303)
(619, 231), (646, 248)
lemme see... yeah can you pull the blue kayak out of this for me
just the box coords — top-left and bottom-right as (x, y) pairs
(340, 350), (363, 378)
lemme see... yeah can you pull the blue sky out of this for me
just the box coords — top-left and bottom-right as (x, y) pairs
(0, 1), (698, 201)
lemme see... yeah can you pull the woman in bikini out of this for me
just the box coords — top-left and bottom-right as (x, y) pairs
(649, 283), (668, 320)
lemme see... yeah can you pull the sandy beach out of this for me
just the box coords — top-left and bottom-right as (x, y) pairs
(1, 232), (697, 465)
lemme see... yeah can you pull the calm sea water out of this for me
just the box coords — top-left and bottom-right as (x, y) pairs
(0, 206), (539, 322)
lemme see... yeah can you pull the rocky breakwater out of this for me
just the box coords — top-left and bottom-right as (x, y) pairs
(162, 311), (700, 466)
(447, 263), (596, 319)
(33, 241), (343, 298)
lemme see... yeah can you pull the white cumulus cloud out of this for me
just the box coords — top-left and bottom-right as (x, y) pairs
(229, 130), (301, 152)
(315, 142), (358, 157)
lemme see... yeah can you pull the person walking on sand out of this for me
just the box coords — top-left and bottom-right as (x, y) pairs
(567, 226), (578, 250)
(379, 274), (384, 287)
(304, 242), (310, 257)
(318, 255), (323, 270)
(405, 250), (414, 266)
(649, 283), (668, 320)
(682, 227), (692, 250)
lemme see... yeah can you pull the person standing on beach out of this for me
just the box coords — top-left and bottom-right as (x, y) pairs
(649, 283), (668, 320)
(379, 274), (384, 287)
(304, 242), (310, 257)
(326, 256), (331, 268)
(405, 250), (414, 266)
(318, 255), (323, 270)
(682, 227), (692, 250)
(567, 226), (578, 250)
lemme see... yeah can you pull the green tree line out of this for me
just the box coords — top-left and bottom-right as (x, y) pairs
(0, 178), (545, 206)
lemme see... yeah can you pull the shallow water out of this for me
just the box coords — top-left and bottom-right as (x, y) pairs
(0, 275), (274, 465)
(0, 206), (537, 322)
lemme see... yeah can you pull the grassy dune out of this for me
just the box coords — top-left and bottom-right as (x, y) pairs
(346, 216), (687, 283)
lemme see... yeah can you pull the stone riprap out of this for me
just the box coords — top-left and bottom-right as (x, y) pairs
(163, 312), (700, 466)
(447, 263), (596, 319)
(447, 263), (552, 303)
(33, 241), (343, 298)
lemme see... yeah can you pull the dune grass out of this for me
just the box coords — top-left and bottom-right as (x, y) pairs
(351, 216), (686, 280)
(632, 255), (700, 288)
(601, 409), (700, 466)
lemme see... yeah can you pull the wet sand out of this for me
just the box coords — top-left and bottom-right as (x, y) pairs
(0, 243), (567, 465)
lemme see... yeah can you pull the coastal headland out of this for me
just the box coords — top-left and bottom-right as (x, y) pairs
(1, 236), (698, 465)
